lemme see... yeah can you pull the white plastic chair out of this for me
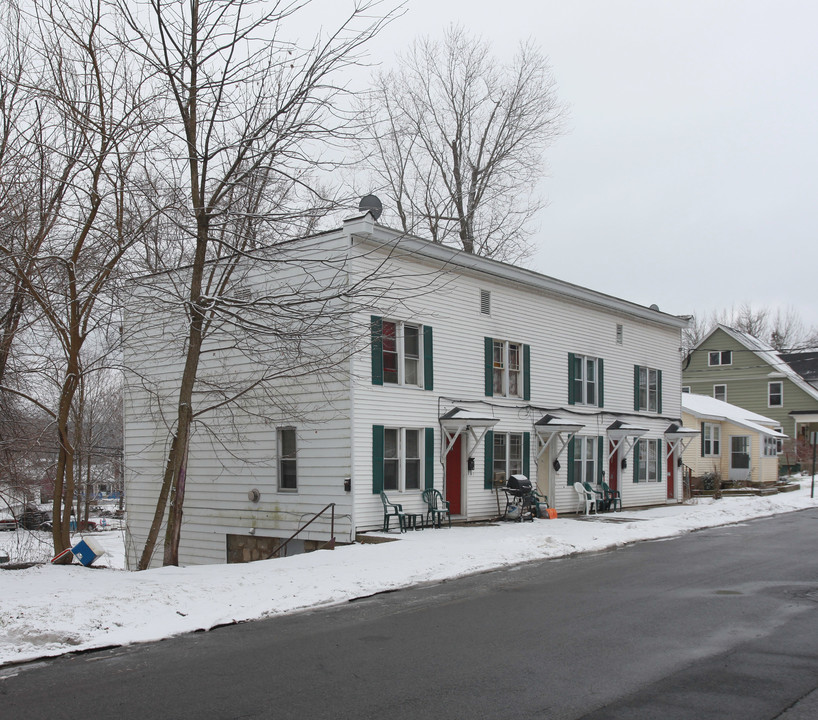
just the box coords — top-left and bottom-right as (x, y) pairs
(574, 482), (597, 515)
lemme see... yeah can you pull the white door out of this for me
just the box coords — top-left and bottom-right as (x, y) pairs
(729, 436), (751, 483)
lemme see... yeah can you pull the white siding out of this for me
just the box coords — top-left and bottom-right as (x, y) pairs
(349, 237), (685, 527)
(124, 219), (689, 565)
(124, 232), (356, 568)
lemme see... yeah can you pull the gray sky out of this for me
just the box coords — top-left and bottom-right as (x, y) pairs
(350, 0), (818, 330)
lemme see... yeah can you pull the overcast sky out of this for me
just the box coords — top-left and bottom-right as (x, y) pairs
(339, 0), (816, 330)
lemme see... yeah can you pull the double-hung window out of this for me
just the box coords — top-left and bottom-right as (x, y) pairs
(277, 427), (297, 491)
(634, 366), (662, 413)
(493, 340), (522, 397)
(373, 426), (434, 493)
(383, 428), (422, 492)
(701, 423), (720, 457)
(371, 317), (433, 390)
(762, 436), (779, 457)
(568, 353), (603, 407)
(492, 432), (524, 483)
(485, 338), (530, 399)
(768, 382), (783, 407)
(708, 350), (732, 366)
(634, 438), (660, 482)
(568, 436), (598, 486)
(713, 384), (727, 402)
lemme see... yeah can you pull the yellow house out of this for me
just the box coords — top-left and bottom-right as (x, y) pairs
(681, 393), (786, 486)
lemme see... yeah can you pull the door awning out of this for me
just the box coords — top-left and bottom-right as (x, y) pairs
(607, 420), (649, 463)
(440, 407), (500, 429)
(533, 414), (584, 461)
(664, 423), (700, 455)
(439, 407), (499, 461)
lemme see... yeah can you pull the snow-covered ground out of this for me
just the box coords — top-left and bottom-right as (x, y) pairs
(2, 482), (816, 667)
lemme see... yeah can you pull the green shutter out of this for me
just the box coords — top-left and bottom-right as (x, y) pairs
(484, 337), (494, 397)
(523, 432), (530, 479)
(568, 353), (576, 405)
(371, 316), (383, 386)
(423, 326), (434, 391)
(597, 436), (604, 484)
(523, 344), (531, 401)
(567, 436), (575, 485)
(657, 369), (663, 414)
(372, 425), (384, 494)
(700, 422), (706, 457)
(484, 430), (494, 489)
(634, 365), (641, 411)
(424, 427), (435, 490)
(597, 358), (604, 408)
(633, 440), (640, 483)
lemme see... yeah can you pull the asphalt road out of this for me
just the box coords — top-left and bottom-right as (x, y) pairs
(3, 509), (818, 719)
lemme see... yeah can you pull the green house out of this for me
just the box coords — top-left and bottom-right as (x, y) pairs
(682, 324), (818, 467)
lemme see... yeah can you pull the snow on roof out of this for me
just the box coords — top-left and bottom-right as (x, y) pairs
(682, 393), (786, 438)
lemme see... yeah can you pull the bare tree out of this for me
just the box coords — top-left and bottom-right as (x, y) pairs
(359, 25), (564, 263)
(0, 0), (157, 559)
(114, 0), (400, 568)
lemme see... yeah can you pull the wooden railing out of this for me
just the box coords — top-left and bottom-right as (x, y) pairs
(267, 502), (336, 559)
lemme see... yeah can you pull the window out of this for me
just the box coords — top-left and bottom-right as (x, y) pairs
(634, 438), (660, 482)
(763, 436), (779, 457)
(278, 427), (297, 491)
(768, 382), (783, 407)
(708, 350), (732, 366)
(383, 320), (420, 386)
(702, 423), (720, 457)
(616, 324), (623, 345)
(371, 317), (432, 389)
(493, 432), (523, 483)
(569, 354), (603, 407)
(713, 384), (727, 402)
(569, 436), (597, 486)
(682, 386), (691, 394)
(485, 338), (529, 399)
(383, 428), (423, 492)
(493, 340), (522, 397)
(634, 366), (662, 413)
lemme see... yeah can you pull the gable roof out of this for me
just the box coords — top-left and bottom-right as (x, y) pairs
(343, 213), (690, 330)
(693, 324), (818, 404)
(682, 393), (786, 438)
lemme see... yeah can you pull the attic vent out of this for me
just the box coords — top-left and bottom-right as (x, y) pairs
(480, 289), (491, 315)
(616, 324), (623, 345)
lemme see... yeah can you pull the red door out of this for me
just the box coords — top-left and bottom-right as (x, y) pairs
(666, 443), (675, 499)
(446, 436), (462, 514)
(608, 441), (618, 492)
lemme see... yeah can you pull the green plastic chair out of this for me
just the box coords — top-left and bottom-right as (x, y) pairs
(421, 488), (451, 528)
(602, 482), (622, 512)
(380, 492), (405, 532)
(583, 482), (605, 511)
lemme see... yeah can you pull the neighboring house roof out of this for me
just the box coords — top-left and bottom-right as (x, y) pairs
(692, 324), (818, 406)
(682, 393), (786, 438)
(780, 351), (818, 387)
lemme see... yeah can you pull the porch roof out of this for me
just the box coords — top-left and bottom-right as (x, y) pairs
(607, 420), (649, 441)
(533, 414), (585, 435)
(439, 407), (500, 429)
(664, 423), (701, 441)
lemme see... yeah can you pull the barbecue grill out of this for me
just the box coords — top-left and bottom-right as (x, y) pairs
(502, 475), (535, 521)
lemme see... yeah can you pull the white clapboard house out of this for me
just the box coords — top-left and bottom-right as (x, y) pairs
(123, 211), (689, 567)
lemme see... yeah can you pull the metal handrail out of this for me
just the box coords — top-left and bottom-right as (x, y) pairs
(267, 502), (336, 559)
